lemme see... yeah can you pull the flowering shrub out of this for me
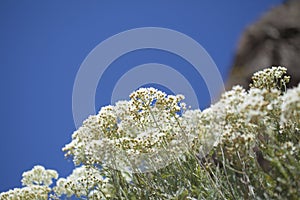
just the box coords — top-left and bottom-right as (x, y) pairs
(1, 66), (299, 199)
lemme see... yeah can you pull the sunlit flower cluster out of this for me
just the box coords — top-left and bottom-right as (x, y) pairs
(63, 87), (200, 172)
(21, 165), (58, 187)
(53, 165), (112, 199)
(0, 165), (58, 200)
(250, 66), (290, 90)
(0, 185), (51, 200)
(207, 67), (292, 153)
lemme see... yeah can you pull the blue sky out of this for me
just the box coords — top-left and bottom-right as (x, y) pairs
(0, 0), (282, 192)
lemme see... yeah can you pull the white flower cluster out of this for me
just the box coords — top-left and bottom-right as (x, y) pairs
(53, 165), (112, 199)
(198, 70), (266, 148)
(0, 185), (50, 200)
(204, 67), (298, 153)
(63, 87), (202, 172)
(250, 66), (290, 90)
(200, 86), (258, 149)
(21, 165), (58, 187)
(0, 165), (58, 200)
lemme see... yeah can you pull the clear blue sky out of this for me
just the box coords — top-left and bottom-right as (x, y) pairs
(0, 0), (282, 192)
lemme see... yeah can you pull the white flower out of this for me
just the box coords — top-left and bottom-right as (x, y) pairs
(21, 165), (58, 187)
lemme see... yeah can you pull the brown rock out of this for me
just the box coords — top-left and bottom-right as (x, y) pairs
(227, 0), (300, 89)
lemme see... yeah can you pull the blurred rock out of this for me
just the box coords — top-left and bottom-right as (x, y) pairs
(227, 0), (300, 89)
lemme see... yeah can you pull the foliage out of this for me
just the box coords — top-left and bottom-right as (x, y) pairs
(1, 66), (299, 200)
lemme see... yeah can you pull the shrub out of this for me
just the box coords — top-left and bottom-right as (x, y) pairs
(1, 66), (299, 200)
